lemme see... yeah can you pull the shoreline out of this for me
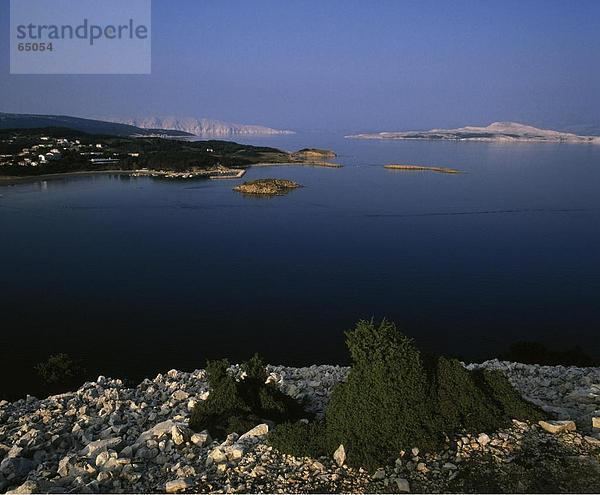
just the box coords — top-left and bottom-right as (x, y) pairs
(0, 161), (341, 187)
(0, 168), (248, 187)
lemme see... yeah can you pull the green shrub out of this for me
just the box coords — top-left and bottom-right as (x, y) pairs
(268, 319), (545, 471)
(430, 357), (504, 434)
(324, 319), (439, 469)
(269, 421), (328, 458)
(477, 369), (545, 422)
(189, 354), (310, 438)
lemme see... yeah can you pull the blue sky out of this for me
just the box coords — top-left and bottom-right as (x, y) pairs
(1, 0), (599, 132)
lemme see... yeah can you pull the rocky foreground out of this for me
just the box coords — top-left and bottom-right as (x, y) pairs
(1, 361), (600, 494)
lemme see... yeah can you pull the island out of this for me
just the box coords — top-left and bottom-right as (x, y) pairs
(0, 128), (338, 183)
(347, 122), (600, 144)
(233, 179), (301, 195)
(291, 148), (337, 159)
(384, 164), (460, 174)
(253, 148), (341, 168)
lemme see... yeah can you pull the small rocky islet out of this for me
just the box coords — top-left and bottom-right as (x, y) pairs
(384, 164), (460, 174)
(233, 179), (301, 196)
(1, 361), (600, 494)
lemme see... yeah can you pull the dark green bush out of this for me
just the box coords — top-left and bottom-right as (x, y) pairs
(268, 421), (328, 458)
(430, 357), (504, 434)
(189, 354), (310, 438)
(324, 319), (439, 469)
(269, 319), (545, 471)
(477, 369), (545, 422)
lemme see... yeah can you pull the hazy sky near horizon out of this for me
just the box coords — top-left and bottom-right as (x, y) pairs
(1, 0), (599, 133)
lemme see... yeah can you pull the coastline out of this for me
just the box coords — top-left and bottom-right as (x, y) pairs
(0, 160), (340, 187)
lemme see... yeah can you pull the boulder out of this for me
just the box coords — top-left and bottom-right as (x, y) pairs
(6, 480), (38, 494)
(171, 425), (191, 446)
(396, 478), (410, 493)
(372, 468), (386, 480)
(136, 420), (178, 444)
(593, 417), (600, 430)
(80, 437), (122, 458)
(585, 435), (600, 446)
(225, 444), (245, 461)
(238, 424), (269, 444)
(477, 433), (490, 446)
(538, 420), (576, 434)
(206, 447), (227, 466)
(165, 478), (193, 493)
(190, 431), (211, 447)
(333, 444), (346, 467)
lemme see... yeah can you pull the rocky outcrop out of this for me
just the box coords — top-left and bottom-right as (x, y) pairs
(233, 179), (301, 195)
(291, 149), (337, 159)
(1, 362), (599, 493)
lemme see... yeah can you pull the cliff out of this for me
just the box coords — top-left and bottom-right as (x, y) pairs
(109, 117), (295, 137)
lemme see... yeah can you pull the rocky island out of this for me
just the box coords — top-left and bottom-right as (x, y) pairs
(233, 179), (301, 195)
(348, 122), (600, 144)
(384, 164), (460, 174)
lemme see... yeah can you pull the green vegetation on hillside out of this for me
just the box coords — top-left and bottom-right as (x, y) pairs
(0, 127), (293, 177)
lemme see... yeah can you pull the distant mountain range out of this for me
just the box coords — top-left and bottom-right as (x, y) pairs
(107, 116), (295, 136)
(0, 112), (193, 137)
(347, 122), (600, 144)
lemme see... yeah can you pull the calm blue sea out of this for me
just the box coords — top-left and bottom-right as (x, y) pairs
(1, 133), (599, 398)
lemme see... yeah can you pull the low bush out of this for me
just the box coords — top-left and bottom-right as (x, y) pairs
(268, 421), (328, 459)
(269, 319), (545, 471)
(189, 354), (310, 438)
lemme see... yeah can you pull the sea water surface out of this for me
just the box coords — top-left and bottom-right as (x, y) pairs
(1, 133), (600, 398)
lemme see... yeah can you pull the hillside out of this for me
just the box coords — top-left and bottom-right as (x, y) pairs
(108, 117), (295, 137)
(0, 113), (192, 138)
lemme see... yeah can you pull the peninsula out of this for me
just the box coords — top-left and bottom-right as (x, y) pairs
(347, 122), (600, 144)
(0, 128), (336, 182)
